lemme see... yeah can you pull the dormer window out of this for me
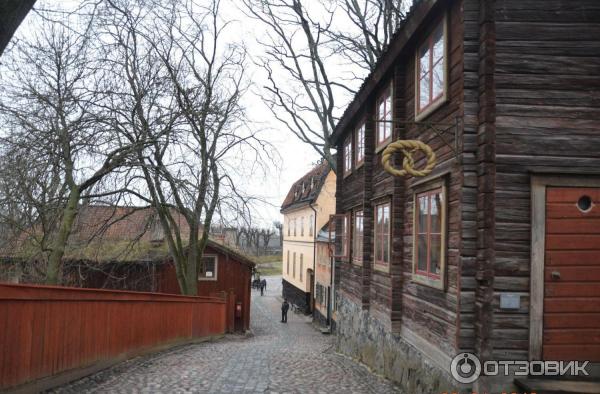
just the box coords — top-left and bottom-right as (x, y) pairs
(302, 182), (306, 193)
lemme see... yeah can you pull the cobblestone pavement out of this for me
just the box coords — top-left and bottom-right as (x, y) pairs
(52, 276), (399, 394)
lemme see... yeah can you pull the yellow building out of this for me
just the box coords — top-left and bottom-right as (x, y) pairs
(281, 160), (335, 313)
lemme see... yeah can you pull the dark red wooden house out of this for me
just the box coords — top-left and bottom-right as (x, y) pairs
(330, 0), (600, 393)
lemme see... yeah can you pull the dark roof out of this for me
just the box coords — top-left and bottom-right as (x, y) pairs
(6, 205), (255, 267)
(330, 0), (439, 145)
(281, 160), (331, 212)
(0, 0), (36, 56)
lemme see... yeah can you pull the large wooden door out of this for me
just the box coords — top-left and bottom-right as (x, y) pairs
(543, 187), (600, 361)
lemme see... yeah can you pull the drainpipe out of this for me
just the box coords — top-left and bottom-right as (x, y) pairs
(309, 202), (318, 319)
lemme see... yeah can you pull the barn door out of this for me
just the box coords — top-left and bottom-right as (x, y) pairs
(543, 187), (600, 361)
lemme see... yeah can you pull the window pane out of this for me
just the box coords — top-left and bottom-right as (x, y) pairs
(419, 74), (430, 109)
(376, 235), (383, 261)
(377, 206), (383, 227)
(432, 61), (444, 99)
(418, 195), (428, 232)
(385, 94), (392, 131)
(430, 192), (442, 233)
(383, 205), (390, 230)
(430, 234), (442, 275)
(202, 257), (215, 278)
(383, 234), (389, 263)
(417, 234), (427, 271)
(433, 26), (444, 62)
(419, 46), (430, 76)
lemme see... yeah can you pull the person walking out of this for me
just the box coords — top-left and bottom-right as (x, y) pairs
(281, 299), (290, 323)
(261, 278), (267, 291)
(260, 280), (265, 296)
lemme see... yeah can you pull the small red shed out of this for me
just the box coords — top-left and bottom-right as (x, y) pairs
(1, 205), (255, 332)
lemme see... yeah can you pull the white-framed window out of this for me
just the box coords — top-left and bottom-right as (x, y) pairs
(309, 215), (314, 237)
(301, 216), (305, 236)
(293, 218), (297, 236)
(356, 121), (365, 166)
(416, 16), (448, 119)
(293, 252), (296, 278)
(199, 255), (218, 281)
(300, 254), (303, 282)
(376, 83), (393, 149)
(287, 250), (290, 274)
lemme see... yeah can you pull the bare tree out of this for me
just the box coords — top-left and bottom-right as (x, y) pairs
(242, 0), (407, 172)
(273, 220), (283, 247)
(0, 16), (148, 284)
(261, 228), (276, 254)
(101, 0), (272, 295)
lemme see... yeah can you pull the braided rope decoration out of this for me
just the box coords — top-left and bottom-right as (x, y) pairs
(381, 140), (437, 177)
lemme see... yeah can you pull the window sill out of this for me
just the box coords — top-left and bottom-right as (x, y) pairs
(199, 277), (218, 282)
(375, 138), (393, 154)
(415, 95), (448, 122)
(373, 261), (390, 273)
(355, 160), (364, 170)
(411, 273), (444, 290)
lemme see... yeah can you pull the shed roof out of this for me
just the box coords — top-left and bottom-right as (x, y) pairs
(6, 205), (255, 268)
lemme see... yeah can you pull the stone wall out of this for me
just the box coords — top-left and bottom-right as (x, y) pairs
(335, 295), (462, 394)
(282, 278), (310, 313)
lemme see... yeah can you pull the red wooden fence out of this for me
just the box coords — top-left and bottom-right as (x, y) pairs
(0, 283), (227, 390)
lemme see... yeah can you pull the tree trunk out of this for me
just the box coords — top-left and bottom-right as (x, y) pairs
(184, 246), (198, 296)
(45, 186), (80, 285)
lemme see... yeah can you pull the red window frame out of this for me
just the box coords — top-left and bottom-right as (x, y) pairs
(416, 20), (445, 115)
(343, 136), (352, 176)
(331, 213), (350, 260)
(352, 210), (364, 265)
(374, 202), (391, 269)
(376, 84), (393, 148)
(355, 122), (365, 166)
(414, 188), (443, 279)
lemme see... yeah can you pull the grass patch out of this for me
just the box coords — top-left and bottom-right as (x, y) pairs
(254, 254), (282, 264)
(257, 266), (282, 276)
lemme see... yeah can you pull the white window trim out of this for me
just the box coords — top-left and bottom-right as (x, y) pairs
(198, 254), (218, 281)
(414, 13), (449, 122)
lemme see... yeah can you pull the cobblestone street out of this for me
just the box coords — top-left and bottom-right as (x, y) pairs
(52, 276), (399, 393)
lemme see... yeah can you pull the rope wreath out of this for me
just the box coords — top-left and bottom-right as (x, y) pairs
(381, 140), (437, 177)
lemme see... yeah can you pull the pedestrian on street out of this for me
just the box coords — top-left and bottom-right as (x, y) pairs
(260, 280), (265, 296)
(281, 299), (290, 323)
(261, 278), (267, 291)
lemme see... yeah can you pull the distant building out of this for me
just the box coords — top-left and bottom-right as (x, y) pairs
(280, 160), (335, 313)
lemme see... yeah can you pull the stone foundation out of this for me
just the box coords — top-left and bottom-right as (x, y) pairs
(335, 295), (462, 394)
(282, 279), (310, 313)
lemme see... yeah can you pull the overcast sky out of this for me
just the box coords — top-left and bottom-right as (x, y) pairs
(8, 0), (392, 228)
